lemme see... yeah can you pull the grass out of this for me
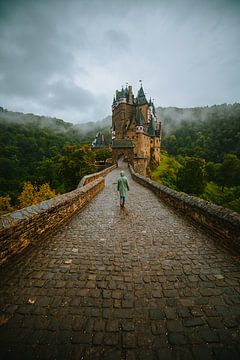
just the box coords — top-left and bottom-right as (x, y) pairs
(151, 151), (181, 188)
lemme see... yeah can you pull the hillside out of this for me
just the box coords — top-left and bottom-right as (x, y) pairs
(158, 103), (240, 162)
(0, 108), (112, 143)
(0, 108), (111, 206)
(153, 104), (240, 213)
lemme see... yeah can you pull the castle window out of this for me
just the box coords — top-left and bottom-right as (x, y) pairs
(136, 126), (143, 134)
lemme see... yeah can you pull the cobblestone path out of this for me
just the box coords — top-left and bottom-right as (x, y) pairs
(1, 164), (240, 360)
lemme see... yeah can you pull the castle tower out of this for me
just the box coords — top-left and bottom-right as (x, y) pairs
(111, 84), (161, 175)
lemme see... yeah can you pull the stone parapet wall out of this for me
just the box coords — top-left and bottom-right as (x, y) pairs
(78, 164), (117, 188)
(129, 165), (240, 250)
(0, 177), (104, 266)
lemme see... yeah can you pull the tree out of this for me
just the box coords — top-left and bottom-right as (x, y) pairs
(35, 183), (56, 203)
(56, 144), (96, 192)
(176, 157), (206, 196)
(206, 154), (240, 191)
(95, 148), (112, 162)
(220, 154), (240, 188)
(36, 158), (60, 190)
(0, 195), (13, 215)
(18, 182), (37, 208)
(18, 181), (56, 209)
(206, 162), (217, 182)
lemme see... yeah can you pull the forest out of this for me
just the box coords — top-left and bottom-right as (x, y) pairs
(153, 103), (240, 213)
(158, 103), (240, 161)
(1, 103), (240, 214)
(0, 109), (111, 214)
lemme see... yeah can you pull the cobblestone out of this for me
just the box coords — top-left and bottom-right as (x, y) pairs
(0, 162), (240, 359)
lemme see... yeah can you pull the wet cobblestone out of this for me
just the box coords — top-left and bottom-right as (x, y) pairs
(0, 163), (240, 359)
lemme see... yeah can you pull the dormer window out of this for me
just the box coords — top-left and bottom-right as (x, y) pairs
(136, 126), (143, 134)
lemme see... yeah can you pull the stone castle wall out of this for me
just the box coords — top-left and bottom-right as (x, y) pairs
(133, 158), (148, 176)
(129, 165), (240, 251)
(112, 102), (135, 138)
(134, 133), (151, 159)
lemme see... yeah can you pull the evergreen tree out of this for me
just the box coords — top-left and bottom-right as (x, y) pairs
(220, 154), (240, 188)
(56, 144), (96, 192)
(95, 148), (112, 162)
(176, 157), (206, 196)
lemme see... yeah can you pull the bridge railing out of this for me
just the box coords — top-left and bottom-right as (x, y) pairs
(0, 164), (117, 266)
(78, 164), (117, 187)
(129, 165), (240, 251)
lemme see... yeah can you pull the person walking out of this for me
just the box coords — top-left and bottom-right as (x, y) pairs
(117, 170), (130, 208)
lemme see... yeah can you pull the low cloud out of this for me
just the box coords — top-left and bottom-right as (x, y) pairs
(0, 0), (239, 123)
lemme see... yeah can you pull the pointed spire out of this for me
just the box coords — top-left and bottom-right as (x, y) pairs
(136, 84), (147, 105)
(149, 97), (156, 115)
(148, 115), (156, 136)
(124, 84), (129, 98)
(112, 96), (117, 107)
(152, 98), (156, 115)
(135, 108), (145, 126)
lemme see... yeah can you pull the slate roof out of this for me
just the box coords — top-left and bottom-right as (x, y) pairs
(136, 85), (148, 105)
(148, 115), (156, 136)
(135, 108), (145, 126)
(149, 98), (156, 115)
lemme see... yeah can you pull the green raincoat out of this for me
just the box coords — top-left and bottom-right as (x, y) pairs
(117, 171), (129, 197)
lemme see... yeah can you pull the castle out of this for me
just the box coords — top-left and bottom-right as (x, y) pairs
(111, 84), (161, 175)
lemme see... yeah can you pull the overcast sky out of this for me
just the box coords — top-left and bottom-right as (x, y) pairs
(0, 0), (239, 123)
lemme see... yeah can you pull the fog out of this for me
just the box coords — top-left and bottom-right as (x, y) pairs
(0, 0), (239, 123)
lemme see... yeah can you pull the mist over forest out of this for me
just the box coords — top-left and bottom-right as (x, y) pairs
(1, 102), (240, 157)
(1, 101), (239, 212)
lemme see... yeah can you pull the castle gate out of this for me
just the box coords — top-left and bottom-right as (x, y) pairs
(112, 139), (134, 165)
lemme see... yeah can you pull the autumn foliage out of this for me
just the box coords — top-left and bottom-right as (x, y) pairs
(18, 182), (56, 209)
(0, 195), (13, 215)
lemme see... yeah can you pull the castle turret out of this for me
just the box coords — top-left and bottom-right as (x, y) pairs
(136, 85), (148, 105)
(135, 108), (145, 134)
(118, 86), (127, 104)
(148, 115), (156, 137)
(128, 85), (133, 104)
(112, 96), (117, 110)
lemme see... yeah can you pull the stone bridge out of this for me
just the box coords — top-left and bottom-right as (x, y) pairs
(0, 162), (240, 360)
